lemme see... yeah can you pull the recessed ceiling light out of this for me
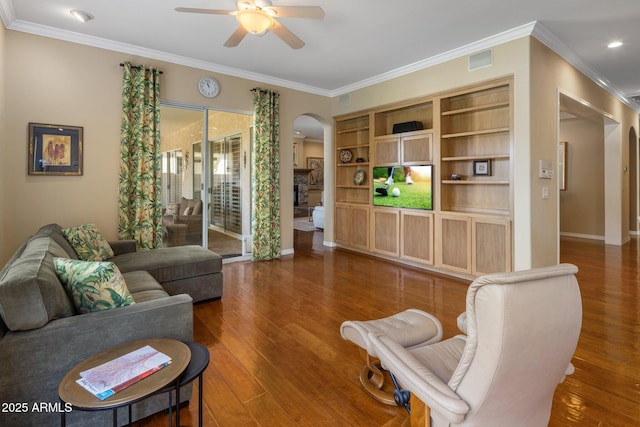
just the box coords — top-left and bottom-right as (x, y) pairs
(607, 41), (623, 48)
(70, 10), (94, 22)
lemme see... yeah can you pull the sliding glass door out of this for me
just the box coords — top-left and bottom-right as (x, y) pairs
(161, 150), (183, 205)
(210, 134), (242, 235)
(160, 104), (252, 258)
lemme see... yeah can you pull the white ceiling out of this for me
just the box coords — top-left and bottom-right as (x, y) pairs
(2, 0), (640, 115)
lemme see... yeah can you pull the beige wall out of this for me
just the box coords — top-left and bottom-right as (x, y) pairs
(559, 118), (605, 237)
(1, 30), (331, 264)
(530, 38), (639, 265)
(301, 139), (323, 161)
(0, 23), (6, 263)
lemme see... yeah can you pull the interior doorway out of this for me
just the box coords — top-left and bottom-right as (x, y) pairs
(558, 93), (624, 246)
(292, 114), (325, 235)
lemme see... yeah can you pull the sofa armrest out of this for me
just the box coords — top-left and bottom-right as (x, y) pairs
(109, 239), (137, 255)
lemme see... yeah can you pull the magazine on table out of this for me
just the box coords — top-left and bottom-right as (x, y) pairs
(76, 345), (172, 400)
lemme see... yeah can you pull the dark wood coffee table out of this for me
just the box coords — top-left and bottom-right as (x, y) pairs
(58, 338), (190, 427)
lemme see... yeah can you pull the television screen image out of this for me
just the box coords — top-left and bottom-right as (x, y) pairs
(372, 165), (433, 210)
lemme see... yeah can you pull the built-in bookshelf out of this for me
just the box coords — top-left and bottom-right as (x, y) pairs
(333, 78), (513, 277)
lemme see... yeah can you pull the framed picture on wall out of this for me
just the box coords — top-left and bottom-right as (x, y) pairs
(307, 157), (324, 188)
(28, 123), (83, 176)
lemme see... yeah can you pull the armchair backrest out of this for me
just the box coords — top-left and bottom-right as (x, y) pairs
(448, 263), (582, 426)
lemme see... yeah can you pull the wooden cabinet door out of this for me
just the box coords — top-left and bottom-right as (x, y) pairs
(335, 204), (370, 250)
(436, 214), (471, 274)
(373, 136), (400, 165)
(472, 217), (511, 275)
(401, 132), (432, 165)
(334, 204), (351, 246)
(350, 206), (370, 250)
(371, 208), (400, 257)
(401, 211), (434, 265)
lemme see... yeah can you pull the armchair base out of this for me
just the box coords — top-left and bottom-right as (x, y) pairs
(359, 352), (396, 405)
(341, 309), (443, 405)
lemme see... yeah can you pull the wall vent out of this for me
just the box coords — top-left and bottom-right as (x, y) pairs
(469, 49), (493, 71)
(339, 93), (350, 106)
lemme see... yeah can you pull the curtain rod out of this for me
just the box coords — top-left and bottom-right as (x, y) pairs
(119, 63), (163, 74)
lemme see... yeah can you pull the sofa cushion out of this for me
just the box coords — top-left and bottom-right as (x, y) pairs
(122, 271), (171, 303)
(0, 237), (75, 331)
(62, 223), (114, 261)
(111, 245), (222, 284)
(166, 203), (180, 216)
(192, 200), (203, 215)
(53, 258), (135, 314)
(33, 223), (79, 259)
(179, 197), (202, 216)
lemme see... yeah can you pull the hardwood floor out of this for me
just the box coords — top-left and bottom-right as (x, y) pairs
(142, 231), (640, 426)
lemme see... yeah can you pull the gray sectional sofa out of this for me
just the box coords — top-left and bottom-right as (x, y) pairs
(0, 223), (223, 426)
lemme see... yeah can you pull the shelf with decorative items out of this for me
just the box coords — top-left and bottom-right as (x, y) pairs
(439, 80), (512, 215)
(335, 113), (371, 205)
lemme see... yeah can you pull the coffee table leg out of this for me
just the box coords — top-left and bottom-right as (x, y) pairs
(168, 390), (173, 427)
(176, 377), (181, 427)
(198, 372), (203, 427)
(113, 407), (117, 427)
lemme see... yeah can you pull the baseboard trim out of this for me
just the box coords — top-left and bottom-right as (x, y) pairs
(560, 232), (604, 241)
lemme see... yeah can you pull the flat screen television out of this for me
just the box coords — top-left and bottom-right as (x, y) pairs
(372, 165), (433, 210)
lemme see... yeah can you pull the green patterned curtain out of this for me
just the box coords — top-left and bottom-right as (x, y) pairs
(251, 88), (281, 260)
(118, 62), (162, 249)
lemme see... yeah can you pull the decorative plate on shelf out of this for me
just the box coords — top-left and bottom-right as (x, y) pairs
(353, 170), (365, 186)
(339, 149), (353, 163)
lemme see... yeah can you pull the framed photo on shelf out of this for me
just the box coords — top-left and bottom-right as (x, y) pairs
(473, 159), (491, 176)
(28, 123), (83, 176)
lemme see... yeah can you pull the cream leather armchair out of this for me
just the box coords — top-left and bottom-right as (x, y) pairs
(369, 264), (582, 427)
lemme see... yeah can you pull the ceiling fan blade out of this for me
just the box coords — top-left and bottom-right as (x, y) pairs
(269, 6), (324, 19)
(174, 7), (235, 15)
(270, 20), (305, 49)
(224, 26), (249, 47)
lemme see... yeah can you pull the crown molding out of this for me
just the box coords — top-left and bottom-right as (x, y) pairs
(329, 21), (538, 97)
(3, 18), (332, 96)
(2, 4), (638, 113)
(532, 22), (640, 114)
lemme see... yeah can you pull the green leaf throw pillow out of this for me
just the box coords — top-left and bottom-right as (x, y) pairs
(63, 223), (114, 261)
(53, 258), (135, 314)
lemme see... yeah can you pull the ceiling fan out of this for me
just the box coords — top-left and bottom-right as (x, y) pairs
(175, 0), (325, 49)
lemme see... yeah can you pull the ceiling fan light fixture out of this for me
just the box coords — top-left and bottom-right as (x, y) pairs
(236, 9), (274, 34)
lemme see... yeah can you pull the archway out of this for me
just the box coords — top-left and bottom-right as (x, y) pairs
(292, 114), (333, 244)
